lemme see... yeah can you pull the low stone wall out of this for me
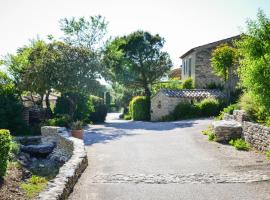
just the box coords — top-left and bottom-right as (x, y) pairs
(37, 126), (88, 200)
(222, 110), (270, 151)
(243, 121), (270, 151)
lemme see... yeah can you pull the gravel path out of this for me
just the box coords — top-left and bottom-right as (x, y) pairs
(69, 113), (270, 200)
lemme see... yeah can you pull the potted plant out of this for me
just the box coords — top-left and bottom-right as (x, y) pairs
(71, 121), (84, 139)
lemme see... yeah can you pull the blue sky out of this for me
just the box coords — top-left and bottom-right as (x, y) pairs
(0, 0), (270, 69)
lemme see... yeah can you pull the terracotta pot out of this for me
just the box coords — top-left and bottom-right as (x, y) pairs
(71, 129), (84, 139)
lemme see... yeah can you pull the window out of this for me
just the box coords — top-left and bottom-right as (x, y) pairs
(188, 58), (192, 77)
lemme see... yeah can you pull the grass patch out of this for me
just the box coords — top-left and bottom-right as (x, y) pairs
(208, 132), (215, 141)
(20, 175), (48, 198)
(201, 126), (216, 141)
(266, 149), (270, 159)
(229, 139), (250, 151)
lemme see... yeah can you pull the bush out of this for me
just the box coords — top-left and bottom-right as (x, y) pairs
(9, 140), (20, 160)
(124, 114), (132, 120)
(172, 101), (199, 120)
(182, 77), (194, 89)
(129, 96), (150, 121)
(229, 139), (250, 151)
(54, 92), (93, 122)
(0, 129), (11, 178)
(88, 96), (107, 123)
(0, 85), (29, 136)
(46, 114), (72, 128)
(196, 98), (220, 117)
(223, 103), (240, 115)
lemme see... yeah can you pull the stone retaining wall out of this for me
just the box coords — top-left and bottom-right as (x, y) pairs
(223, 110), (270, 151)
(37, 126), (88, 200)
(243, 121), (270, 151)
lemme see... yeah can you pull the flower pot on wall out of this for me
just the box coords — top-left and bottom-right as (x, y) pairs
(71, 129), (84, 139)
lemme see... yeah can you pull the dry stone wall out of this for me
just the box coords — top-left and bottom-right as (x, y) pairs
(223, 110), (270, 151)
(37, 126), (88, 200)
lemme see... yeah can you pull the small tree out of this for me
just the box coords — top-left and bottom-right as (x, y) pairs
(211, 43), (237, 102)
(235, 10), (270, 118)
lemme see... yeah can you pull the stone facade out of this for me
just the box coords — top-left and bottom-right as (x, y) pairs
(151, 92), (190, 121)
(151, 89), (225, 121)
(181, 35), (240, 89)
(222, 110), (270, 151)
(37, 126), (88, 200)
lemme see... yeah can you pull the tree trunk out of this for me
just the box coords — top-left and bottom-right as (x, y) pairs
(144, 85), (151, 121)
(45, 91), (53, 118)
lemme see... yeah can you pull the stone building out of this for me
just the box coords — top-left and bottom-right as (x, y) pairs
(150, 89), (225, 121)
(180, 35), (240, 88)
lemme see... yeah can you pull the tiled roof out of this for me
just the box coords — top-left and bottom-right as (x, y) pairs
(160, 89), (226, 99)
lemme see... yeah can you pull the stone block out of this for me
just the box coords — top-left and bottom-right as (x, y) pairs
(212, 120), (242, 142)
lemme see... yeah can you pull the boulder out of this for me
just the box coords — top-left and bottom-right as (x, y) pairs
(212, 120), (242, 142)
(21, 143), (55, 157)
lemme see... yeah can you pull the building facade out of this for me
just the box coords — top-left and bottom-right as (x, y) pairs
(181, 35), (240, 88)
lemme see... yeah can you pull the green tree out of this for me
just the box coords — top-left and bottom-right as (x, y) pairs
(60, 15), (108, 51)
(235, 10), (270, 117)
(211, 43), (237, 102)
(105, 31), (172, 99)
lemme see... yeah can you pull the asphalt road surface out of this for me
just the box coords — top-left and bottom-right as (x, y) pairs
(69, 113), (270, 200)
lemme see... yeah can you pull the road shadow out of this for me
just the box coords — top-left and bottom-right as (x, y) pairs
(83, 118), (212, 146)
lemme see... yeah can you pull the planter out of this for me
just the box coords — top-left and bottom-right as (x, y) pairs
(71, 129), (84, 139)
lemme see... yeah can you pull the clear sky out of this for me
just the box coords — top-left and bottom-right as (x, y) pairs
(0, 0), (270, 69)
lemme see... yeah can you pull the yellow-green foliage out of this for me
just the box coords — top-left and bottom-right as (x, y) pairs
(201, 126), (215, 141)
(229, 139), (250, 151)
(266, 149), (270, 159)
(129, 96), (150, 121)
(21, 175), (48, 198)
(182, 77), (194, 89)
(0, 129), (11, 178)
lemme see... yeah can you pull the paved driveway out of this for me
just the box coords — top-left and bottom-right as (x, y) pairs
(69, 113), (270, 200)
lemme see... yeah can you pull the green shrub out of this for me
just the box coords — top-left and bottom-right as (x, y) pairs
(124, 114), (132, 120)
(54, 92), (93, 121)
(129, 96), (150, 121)
(0, 129), (11, 178)
(229, 139), (250, 151)
(208, 132), (215, 141)
(0, 85), (29, 136)
(9, 140), (20, 160)
(182, 77), (194, 89)
(172, 101), (199, 120)
(88, 96), (108, 123)
(223, 103), (240, 115)
(46, 114), (72, 128)
(196, 98), (220, 117)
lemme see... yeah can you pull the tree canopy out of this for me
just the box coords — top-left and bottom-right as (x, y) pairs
(105, 31), (172, 97)
(235, 9), (270, 115)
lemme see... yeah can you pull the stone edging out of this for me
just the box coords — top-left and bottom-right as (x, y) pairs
(37, 127), (88, 200)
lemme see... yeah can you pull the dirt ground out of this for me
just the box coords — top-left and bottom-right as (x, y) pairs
(0, 163), (28, 200)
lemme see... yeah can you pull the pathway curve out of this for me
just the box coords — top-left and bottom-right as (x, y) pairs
(69, 113), (270, 200)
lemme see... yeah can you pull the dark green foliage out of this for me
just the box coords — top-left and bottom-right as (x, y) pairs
(54, 93), (93, 122)
(46, 114), (72, 128)
(196, 98), (220, 117)
(123, 115), (132, 120)
(182, 78), (194, 89)
(9, 140), (20, 160)
(0, 129), (11, 177)
(172, 101), (199, 120)
(0, 84), (28, 136)
(88, 96), (108, 123)
(129, 96), (150, 121)
(205, 82), (224, 90)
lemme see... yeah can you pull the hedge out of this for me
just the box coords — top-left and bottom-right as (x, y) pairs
(129, 96), (150, 121)
(0, 129), (11, 178)
(88, 96), (108, 123)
